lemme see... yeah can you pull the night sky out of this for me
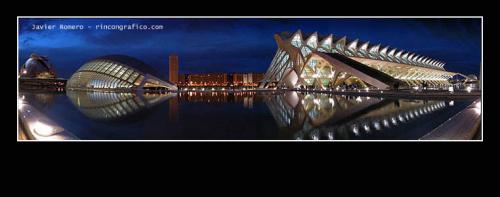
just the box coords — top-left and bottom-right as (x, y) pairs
(18, 18), (481, 80)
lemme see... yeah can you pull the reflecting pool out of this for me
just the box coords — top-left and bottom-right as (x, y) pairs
(19, 90), (475, 140)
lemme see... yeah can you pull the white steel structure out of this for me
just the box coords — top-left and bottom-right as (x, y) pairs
(259, 30), (468, 90)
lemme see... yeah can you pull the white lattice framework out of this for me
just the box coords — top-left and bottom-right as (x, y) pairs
(260, 30), (464, 89)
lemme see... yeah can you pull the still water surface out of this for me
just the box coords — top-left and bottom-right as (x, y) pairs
(20, 90), (473, 140)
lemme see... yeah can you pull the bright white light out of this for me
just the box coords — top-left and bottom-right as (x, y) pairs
(212, 88), (215, 91)
(352, 125), (359, 136)
(448, 86), (454, 92)
(466, 86), (472, 93)
(201, 88), (205, 91)
(383, 119), (390, 127)
(32, 121), (55, 136)
(363, 124), (370, 132)
(473, 101), (481, 114)
(449, 101), (454, 106)
(328, 132), (334, 140)
(313, 98), (320, 105)
(356, 96), (362, 102)
(413, 86), (419, 90)
(365, 87), (369, 92)
(222, 88), (225, 90)
(18, 99), (24, 110)
(391, 117), (397, 125)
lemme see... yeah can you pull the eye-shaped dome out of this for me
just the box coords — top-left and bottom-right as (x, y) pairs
(20, 53), (56, 79)
(66, 54), (177, 91)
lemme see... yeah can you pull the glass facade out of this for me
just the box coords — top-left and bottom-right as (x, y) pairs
(67, 60), (144, 89)
(67, 55), (175, 90)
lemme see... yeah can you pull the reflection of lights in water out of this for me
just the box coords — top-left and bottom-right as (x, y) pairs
(398, 115), (405, 122)
(383, 119), (390, 127)
(366, 96), (370, 100)
(328, 132), (334, 140)
(311, 133), (319, 140)
(32, 121), (55, 136)
(373, 121), (381, 130)
(363, 123), (370, 132)
(449, 101), (454, 106)
(391, 117), (397, 125)
(351, 125), (359, 136)
(409, 112), (414, 118)
(356, 96), (362, 102)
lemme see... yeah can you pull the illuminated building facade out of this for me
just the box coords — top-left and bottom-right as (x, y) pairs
(169, 54), (179, 84)
(232, 73), (265, 87)
(186, 73), (228, 86)
(66, 55), (177, 91)
(19, 53), (66, 90)
(260, 30), (472, 90)
(20, 53), (57, 79)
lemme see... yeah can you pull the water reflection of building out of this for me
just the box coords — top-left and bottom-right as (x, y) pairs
(19, 92), (59, 110)
(66, 90), (175, 121)
(264, 91), (449, 140)
(178, 91), (258, 109)
(169, 97), (179, 122)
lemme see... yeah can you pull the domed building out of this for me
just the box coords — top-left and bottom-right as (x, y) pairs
(66, 55), (177, 91)
(19, 53), (57, 79)
(19, 53), (66, 91)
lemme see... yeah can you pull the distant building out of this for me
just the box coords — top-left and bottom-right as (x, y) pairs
(169, 54), (179, 84)
(178, 72), (265, 87)
(234, 73), (265, 87)
(178, 74), (187, 86)
(187, 73), (228, 86)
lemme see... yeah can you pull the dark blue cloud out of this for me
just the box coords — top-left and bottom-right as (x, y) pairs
(18, 18), (481, 79)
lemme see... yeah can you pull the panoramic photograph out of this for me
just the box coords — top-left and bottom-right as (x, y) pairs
(17, 17), (482, 141)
